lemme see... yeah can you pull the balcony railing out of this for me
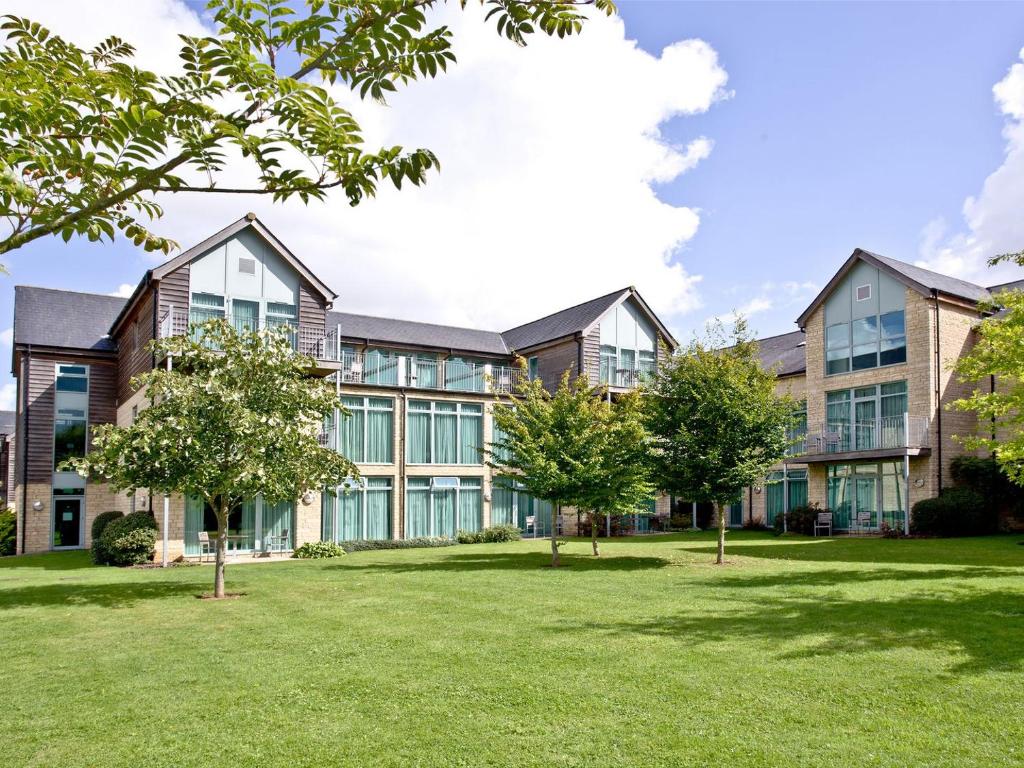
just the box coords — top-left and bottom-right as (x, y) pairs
(336, 351), (526, 394)
(791, 415), (930, 457)
(159, 307), (332, 359)
(599, 367), (654, 389)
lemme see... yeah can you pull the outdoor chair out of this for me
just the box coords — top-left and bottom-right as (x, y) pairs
(197, 531), (214, 562)
(265, 529), (290, 554)
(813, 512), (833, 537)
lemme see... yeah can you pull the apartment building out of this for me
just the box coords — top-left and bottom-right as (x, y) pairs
(10, 214), (676, 556)
(733, 249), (1023, 532)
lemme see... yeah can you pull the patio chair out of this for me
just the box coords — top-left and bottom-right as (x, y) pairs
(265, 529), (290, 554)
(197, 531), (214, 562)
(813, 512), (833, 537)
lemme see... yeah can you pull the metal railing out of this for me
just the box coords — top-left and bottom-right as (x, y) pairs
(793, 414), (930, 456)
(158, 307), (331, 359)
(335, 350), (526, 394)
(599, 367), (654, 389)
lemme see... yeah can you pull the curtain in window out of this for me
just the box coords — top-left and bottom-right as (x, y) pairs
(434, 404), (458, 464)
(184, 495), (203, 555)
(407, 406), (431, 463)
(415, 354), (438, 389)
(340, 398), (365, 462)
(322, 492), (336, 542)
(458, 488), (482, 532)
(600, 346), (616, 384)
(788, 478), (808, 510)
(236, 500), (257, 551)
(826, 392), (851, 450)
(365, 349), (398, 385)
(365, 479), (391, 540)
(433, 489), (457, 538)
(406, 484), (430, 537)
(460, 410), (482, 465)
(232, 299), (260, 334)
(366, 402), (393, 463)
(765, 474), (784, 525)
(855, 397), (876, 450)
(880, 461), (906, 529)
(491, 482), (514, 525)
(532, 498), (554, 537)
(262, 500), (294, 549)
(827, 466), (851, 529)
(338, 489), (362, 541)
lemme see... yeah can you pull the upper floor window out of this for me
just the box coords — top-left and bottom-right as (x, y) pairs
(339, 396), (394, 464)
(599, 302), (656, 386)
(54, 364), (88, 469)
(407, 400), (482, 465)
(527, 356), (539, 381)
(826, 310), (906, 374)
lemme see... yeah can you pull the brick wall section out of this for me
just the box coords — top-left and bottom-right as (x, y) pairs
(17, 481), (52, 553)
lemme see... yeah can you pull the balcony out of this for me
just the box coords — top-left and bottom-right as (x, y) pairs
(334, 351), (526, 395)
(786, 414), (931, 464)
(158, 307), (340, 374)
(599, 367), (653, 389)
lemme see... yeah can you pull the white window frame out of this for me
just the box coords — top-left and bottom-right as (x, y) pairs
(404, 476), (482, 538)
(338, 396), (394, 464)
(405, 399), (484, 466)
(855, 283), (872, 301)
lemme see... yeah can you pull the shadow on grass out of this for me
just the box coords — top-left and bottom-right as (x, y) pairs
(0, 580), (201, 610)
(567, 587), (1024, 674)
(711, 565), (1020, 590)
(682, 535), (1024, 568)
(334, 550), (671, 573)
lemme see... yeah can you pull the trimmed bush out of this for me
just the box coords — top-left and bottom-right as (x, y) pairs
(293, 541), (346, 559)
(771, 503), (824, 536)
(90, 510), (123, 543)
(456, 524), (522, 544)
(341, 537), (456, 553)
(95, 511), (158, 566)
(0, 509), (15, 556)
(910, 488), (994, 537)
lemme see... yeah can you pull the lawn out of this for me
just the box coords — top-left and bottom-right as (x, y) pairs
(2, 532), (1023, 768)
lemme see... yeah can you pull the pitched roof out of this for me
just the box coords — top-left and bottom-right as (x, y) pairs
(501, 288), (629, 352)
(755, 330), (806, 377)
(14, 286), (125, 353)
(988, 278), (1024, 294)
(328, 311), (509, 356)
(0, 410), (14, 434)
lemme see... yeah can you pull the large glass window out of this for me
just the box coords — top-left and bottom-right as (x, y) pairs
(825, 382), (907, 452)
(364, 348), (399, 386)
(599, 302), (657, 386)
(827, 462), (905, 530)
(54, 364), (88, 469)
(765, 468), (809, 526)
(405, 477), (482, 538)
(339, 396), (394, 464)
(325, 477), (392, 542)
(407, 400), (483, 464)
(825, 310), (906, 375)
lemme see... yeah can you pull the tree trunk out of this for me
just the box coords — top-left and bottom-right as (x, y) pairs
(716, 502), (726, 565)
(214, 499), (228, 598)
(591, 511), (600, 557)
(550, 504), (561, 568)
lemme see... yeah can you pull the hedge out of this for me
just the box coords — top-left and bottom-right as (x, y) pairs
(93, 511), (158, 566)
(910, 488), (995, 537)
(341, 537), (456, 553)
(90, 510), (123, 544)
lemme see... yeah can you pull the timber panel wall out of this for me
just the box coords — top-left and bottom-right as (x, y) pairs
(299, 278), (327, 333)
(115, 290), (155, 403)
(23, 354), (56, 483)
(89, 361), (118, 448)
(157, 263), (190, 322)
(534, 339), (580, 392)
(582, 327), (600, 386)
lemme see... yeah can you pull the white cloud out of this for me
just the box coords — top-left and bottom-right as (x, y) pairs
(0, 383), (15, 411)
(707, 280), (820, 331)
(110, 284), (135, 298)
(917, 48), (1024, 286)
(0, 328), (11, 348)
(9, 1), (728, 333)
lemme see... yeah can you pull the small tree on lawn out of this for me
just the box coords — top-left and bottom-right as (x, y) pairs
(645, 319), (793, 564)
(66, 320), (356, 597)
(489, 369), (605, 567)
(951, 288), (1024, 485)
(579, 390), (655, 557)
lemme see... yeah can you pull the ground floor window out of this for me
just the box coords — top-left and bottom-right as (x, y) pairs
(765, 468), (809, 525)
(52, 491), (84, 549)
(827, 461), (905, 530)
(405, 477), (482, 538)
(323, 478), (392, 542)
(491, 479), (555, 537)
(184, 496), (294, 555)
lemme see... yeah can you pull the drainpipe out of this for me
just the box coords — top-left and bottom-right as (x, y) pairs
(932, 290), (943, 493)
(398, 388), (407, 541)
(19, 348), (29, 555)
(575, 333), (584, 379)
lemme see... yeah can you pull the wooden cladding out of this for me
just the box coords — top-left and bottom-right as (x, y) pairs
(115, 290), (155, 403)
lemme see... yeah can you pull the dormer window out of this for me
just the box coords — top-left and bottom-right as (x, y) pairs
(856, 284), (871, 301)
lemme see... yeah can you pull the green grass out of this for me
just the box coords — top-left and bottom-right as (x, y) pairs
(2, 532), (1023, 767)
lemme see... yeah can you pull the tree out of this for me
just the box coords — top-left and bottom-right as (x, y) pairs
(0, 0), (615, 257)
(578, 390), (655, 557)
(66, 320), (356, 597)
(951, 289), (1024, 485)
(489, 369), (605, 567)
(644, 320), (793, 564)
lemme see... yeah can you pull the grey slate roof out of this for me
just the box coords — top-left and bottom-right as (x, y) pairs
(14, 286), (126, 353)
(501, 288), (629, 352)
(755, 330), (806, 377)
(863, 251), (992, 303)
(328, 311), (509, 356)
(0, 410), (14, 434)
(988, 278), (1024, 294)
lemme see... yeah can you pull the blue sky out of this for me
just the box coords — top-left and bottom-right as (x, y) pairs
(3, 1), (1024, 406)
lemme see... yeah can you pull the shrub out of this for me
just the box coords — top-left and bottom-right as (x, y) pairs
(910, 488), (995, 537)
(669, 512), (693, 530)
(457, 524), (522, 544)
(341, 537), (457, 553)
(90, 510), (123, 543)
(293, 541), (346, 559)
(771, 503), (824, 536)
(879, 522), (902, 539)
(95, 511), (158, 566)
(0, 509), (15, 556)
(742, 516), (766, 531)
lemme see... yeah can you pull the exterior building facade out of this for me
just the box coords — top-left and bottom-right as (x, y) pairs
(733, 249), (1023, 532)
(10, 214), (675, 557)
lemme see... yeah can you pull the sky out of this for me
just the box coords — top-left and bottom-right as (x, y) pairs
(3, 0), (1024, 410)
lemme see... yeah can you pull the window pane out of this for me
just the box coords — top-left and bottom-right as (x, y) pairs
(54, 419), (86, 468)
(459, 413), (482, 465)
(852, 347), (877, 370)
(56, 375), (88, 393)
(826, 352), (849, 375)
(852, 317), (878, 346)
(880, 311), (905, 339)
(407, 411), (431, 463)
(340, 405), (365, 462)
(435, 412), (457, 464)
(366, 409), (393, 463)
(826, 323), (850, 349)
